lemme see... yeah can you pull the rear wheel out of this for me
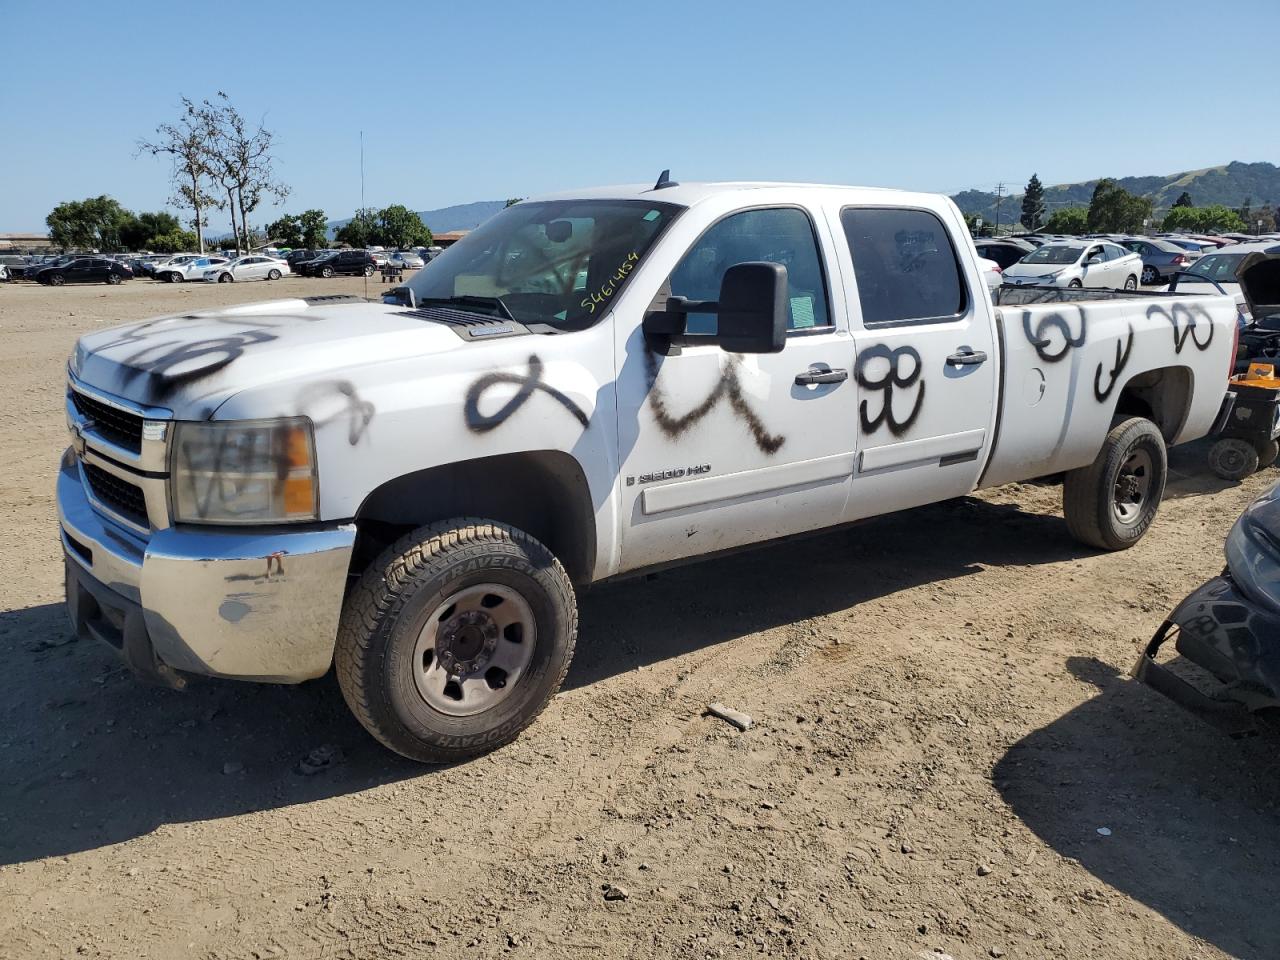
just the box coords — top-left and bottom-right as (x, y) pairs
(1141, 265), (1158, 285)
(1258, 439), (1280, 470)
(1063, 417), (1167, 550)
(335, 519), (578, 763)
(363, 264), (375, 277)
(1124, 275), (1137, 291)
(1209, 437), (1259, 480)
(267, 268), (281, 280)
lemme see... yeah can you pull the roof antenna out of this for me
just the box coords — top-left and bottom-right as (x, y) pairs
(652, 169), (678, 191)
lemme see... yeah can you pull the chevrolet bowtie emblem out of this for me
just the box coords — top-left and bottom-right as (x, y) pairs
(70, 419), (92, 457)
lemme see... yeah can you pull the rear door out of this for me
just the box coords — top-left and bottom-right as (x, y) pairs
(833, 204), (999, 520)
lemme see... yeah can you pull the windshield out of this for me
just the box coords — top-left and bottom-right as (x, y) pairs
(405, 199), (681, 329)
(1020, 245), (1083, 265)
(1182, 253), (1242, 282)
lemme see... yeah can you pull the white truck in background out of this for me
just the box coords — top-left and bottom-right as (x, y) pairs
(58, 178), (1238, 762)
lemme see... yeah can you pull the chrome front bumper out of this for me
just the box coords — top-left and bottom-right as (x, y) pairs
(58, 451), (357, 683)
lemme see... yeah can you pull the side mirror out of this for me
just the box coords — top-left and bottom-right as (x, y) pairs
(1085, 256), (1102, 266)
(643, 261), (789, 355)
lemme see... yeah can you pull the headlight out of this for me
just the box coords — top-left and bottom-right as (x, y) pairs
(170, 418), (318, 524)
(1038, 272), (1061, 283)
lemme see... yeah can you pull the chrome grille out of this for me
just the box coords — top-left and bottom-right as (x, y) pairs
(83, 462), (149, 528)
(71, 390), (144, 453)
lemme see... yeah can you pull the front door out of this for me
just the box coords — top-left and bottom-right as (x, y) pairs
(614, 205), (859, 573)
(832, 205), (999, 520)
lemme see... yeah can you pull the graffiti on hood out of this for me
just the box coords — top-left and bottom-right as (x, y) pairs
(643, 350), (785, 455)
(854, 343), (925, 437)
(1093, 325), (1134, 403)
(464, 354), (590, 433)
(1023, 309), (1087, 364)
(296, 380), (376, 445)
(120, 330), (278, 397)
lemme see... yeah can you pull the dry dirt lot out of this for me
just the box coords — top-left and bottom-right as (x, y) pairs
(1, 276), (1278, 960)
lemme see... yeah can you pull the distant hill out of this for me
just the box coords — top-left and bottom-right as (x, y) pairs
(327, 200), (505, 239)
(953, 160), (1280, 228)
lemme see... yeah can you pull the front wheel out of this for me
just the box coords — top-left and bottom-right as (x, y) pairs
(1068, 278), (1083, 289)
(48, 273), (65, 286)
(106, 273), (122, 285)
(363, 264), (375, 277)
(335, 519), (578, 763)
(1063, 417), (1167, 550)
(320, 266), (334, 278)
(1124, 275), (1137, 291)
(218, 272), (233, 283)
(267, 268), (281, 280)
(164, 272), (180, 283)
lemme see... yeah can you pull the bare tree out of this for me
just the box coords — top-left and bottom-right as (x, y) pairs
(137, 98), (220, 254)
(196, 93), (289, 254)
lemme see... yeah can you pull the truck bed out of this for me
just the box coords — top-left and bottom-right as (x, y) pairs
(979, 287), (1237, 488)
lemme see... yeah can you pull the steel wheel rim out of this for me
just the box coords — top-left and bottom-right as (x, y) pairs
(1113, 447), (1153, 524)
(412, 583), (536, 717)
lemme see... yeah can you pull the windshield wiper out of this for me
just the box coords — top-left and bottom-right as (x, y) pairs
(416, 295), (516, 323)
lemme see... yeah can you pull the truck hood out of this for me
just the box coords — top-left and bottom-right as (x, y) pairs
(71, 296), (469, 419)
(1239, 252), (1280, 323)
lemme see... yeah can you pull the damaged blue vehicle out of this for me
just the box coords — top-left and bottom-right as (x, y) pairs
(1135, 481), (1280, 736)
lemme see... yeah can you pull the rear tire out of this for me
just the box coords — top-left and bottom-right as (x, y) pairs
(267, 268), (281, 280)
(1141, 265), (1158, 285)
(1209, 437), (1259, 480)
(1063, 417), (1167, 550)
(335, 518), (578, 763)
(363, 264), (375, 277)
(1259, 439), (1280, 470)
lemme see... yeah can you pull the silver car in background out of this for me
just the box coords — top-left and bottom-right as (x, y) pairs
(389, 251), (425, 269)
(203, 256), (291, 283)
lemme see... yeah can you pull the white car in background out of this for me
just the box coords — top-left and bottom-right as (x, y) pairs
(203, 256), (291, 283)
(977, 256), (1001, 295)
(155, 256), (230, 283)
(389, 251), (425, 270)
(1001, 240), (1142, 290)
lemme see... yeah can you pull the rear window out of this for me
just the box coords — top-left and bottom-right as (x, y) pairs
(841, 207), (966, 325)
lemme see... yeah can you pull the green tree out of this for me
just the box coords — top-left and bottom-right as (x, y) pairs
(267, 213), (303, 247)
(1043, 206), (1088, 235)
(375, 204), (432, 248)
(334, 208), (378, 248)
(1020, 173), (1045, 231)
(149, 228), (198, 253)
(299, 209), (328, 248)
(1086, 179), (1152, 233)
(120, 211), (183, 251)
(1173, 191), (1193, 208)
(1160, 205), (1247, 233)
(46, 196), (134, 251)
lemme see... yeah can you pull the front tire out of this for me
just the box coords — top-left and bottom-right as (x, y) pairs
(48, 273), (64, 286)
(164, 272), (180, 283)
(1063, 417), (1167, 550)
(336, 519), (578, 763)
(320, 266), (334, 278)
(218, 272), (233, 283)
(1124, 275), (1137, 291)
(107, 273), (122, 285)
(1068, 278), (1083, 289)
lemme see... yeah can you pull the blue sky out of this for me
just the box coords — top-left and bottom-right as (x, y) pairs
(3, 0), (1278, 233)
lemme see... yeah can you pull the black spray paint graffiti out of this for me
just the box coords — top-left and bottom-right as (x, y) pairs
(120, 330), (278, 397)
(1022, 309), (1087, 363)
(1093, 325), (1134, 403)
(854, 343), (925, 437)
(464, 355), (590, 433)
(643, 350), (785, 455)
(1149, 302), (1215, 354)
(295, 381), (376, 445)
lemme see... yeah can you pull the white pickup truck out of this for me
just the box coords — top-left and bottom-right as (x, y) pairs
(58, 179), (1238, 762)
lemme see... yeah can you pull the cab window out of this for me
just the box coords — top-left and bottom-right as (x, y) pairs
(668, 207), (831, 335)
(842, 207), (967, 325)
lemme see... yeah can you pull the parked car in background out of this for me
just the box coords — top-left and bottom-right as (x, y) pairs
(974, 239), (1033, 270)
(286, 249), (321, 272)
(203, 256), (290, 283)
(977, 255), (1002, 294)
(301, 250), (376, 277)
(1121, 237), (1197, 285)
(0, 255), (32, 279)
(1165, 238), (1217, 255)
(0, 264), (7, 282)
(1002, 240), (1142, 289)
(389, 251), (425, 270)
(156, 256), (230, 283)
(142, 254), (201, 279)
(35, 257), (131, 285)
(1168, 241), (1280, 325)
(368, 251), (389, 267)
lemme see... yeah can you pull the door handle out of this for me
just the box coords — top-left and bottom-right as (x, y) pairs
(795, 365), (849, 385)
(946, 348), (988, 367)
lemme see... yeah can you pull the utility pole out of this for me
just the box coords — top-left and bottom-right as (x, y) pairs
(993, 182), (1006, 236)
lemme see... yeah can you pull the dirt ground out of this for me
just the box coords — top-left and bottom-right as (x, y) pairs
(1, 275), (1278, 960)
